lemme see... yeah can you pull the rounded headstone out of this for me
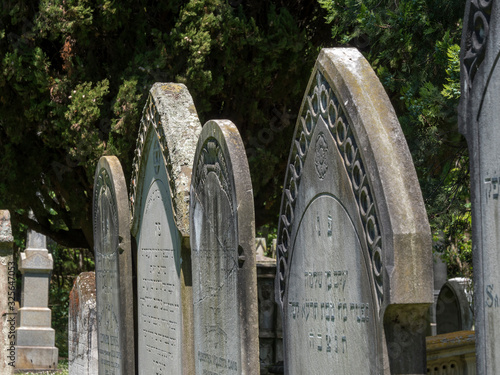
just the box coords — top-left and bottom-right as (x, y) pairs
(93, 156), (135, 375)
(130, 83), (201, 375)
(190, 120), (259, 375)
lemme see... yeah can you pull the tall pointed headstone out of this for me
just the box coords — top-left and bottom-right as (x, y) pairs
(93, 155), (135, 374)
(275, 48), (433, 374)
(15, 215), (58, 370)
(130, 83), (201, 375)
(190, 120), (259, 375)
(459, 1), (500, 373)
(0, 210), (15, 375)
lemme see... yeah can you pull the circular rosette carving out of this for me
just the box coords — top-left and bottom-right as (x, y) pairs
(314, 133), (329, 179)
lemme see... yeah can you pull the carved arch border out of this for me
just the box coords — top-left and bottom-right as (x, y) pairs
(276, 68), (383, 309)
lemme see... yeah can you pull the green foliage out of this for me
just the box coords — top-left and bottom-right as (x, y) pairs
(0, 0), (323, 247)
(318, 0), (470, 276)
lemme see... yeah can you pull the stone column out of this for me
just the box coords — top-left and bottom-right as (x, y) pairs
(15, 226), (58, 370)
(0, 211), (15, 375)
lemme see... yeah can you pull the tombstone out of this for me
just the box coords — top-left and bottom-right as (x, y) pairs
(69, 272), (98, 375)
(190, 120), (260, 374)
(436, 278), (474, 334)
(428, 253), (448, 336)
(15, 221), (58, 370)
(0, 210), (15, 375)
(130, 83), (201, 375)
(459, 1), (500, 372)
(275, 48), (433, 374)
(93, 155), (135, 374)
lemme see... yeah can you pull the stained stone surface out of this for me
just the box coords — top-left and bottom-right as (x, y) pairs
(459, 1), (500, 372)
(0, 210), (14, 375)
(190, 120), (259, 375)
(436, 278), (473, 334)
(276, 48), (433, 374)
(93, 155), (134, 374)
(69, 272), (98, 375)
(130, 83), (201, 375)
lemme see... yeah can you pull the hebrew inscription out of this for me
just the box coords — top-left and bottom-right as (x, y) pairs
(191, 138), (241, 375)
(93, 155), (135, 375)
(94, 169), (122, 373)
(190, 120), (259, 375)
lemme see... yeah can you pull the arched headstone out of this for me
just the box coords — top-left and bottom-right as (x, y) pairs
(436, 278), (473, 334)
(93, 155), (135, 374)
(130, 83), (201, 375)
(276, 48), (433, 374)
(190, 120), (259, 375)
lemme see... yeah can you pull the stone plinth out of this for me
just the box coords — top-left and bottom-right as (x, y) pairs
(426, 331), (476, 374)
(68, 272), (98, 375)
(15, 229), (58, 370)
(0, 210), (15, 375)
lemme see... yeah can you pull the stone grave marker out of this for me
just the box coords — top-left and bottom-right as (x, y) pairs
(130, 83), (201, 375)
(16, 219), (58, 370)
(69, 272), (98, 375)
(190, 120), (259, 375)
(275, 48), (433, 374)
(436, 278), (473, 334)
(93, 155), (135, 374)
(0, 210), (15, 375)
(459, 0), (500, 372)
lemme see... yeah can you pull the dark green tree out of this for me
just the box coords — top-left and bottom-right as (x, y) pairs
(318, 0), (471, 276)
(0, 1), (327, 249)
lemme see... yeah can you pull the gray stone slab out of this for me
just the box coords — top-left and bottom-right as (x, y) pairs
(93, 155), (135, 375)
(459, 1), (500, 373)
(0, 210), (15, 375)
(275, 48), (433, 374)
(436, 278), (474, 334)
(190, 120), (259, 375)
(69, 272), (98, 375)
(130, 83), (201, 375)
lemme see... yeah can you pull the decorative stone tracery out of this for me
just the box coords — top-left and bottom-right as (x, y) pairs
(277, 71), (383, 308)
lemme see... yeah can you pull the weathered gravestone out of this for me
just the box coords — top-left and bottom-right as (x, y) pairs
(93, 155), (135, 374)
(436, 278), (473, 334)
(275, 48), (433, 374)
(69, 272), (98, 375)
(0, 210), (15, 375)
(15, 220), (58, 370)
(459, 1), (500, 372)
(130, 83), (201, 375)
(190, 120), (259, 375)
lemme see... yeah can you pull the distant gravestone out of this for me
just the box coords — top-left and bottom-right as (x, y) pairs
(436, 278), (474, 334)
(275, 48), (433, 374)
(190, 120), (259, 375)
(93, 155), (135, 374)
(130, 83), (201, 375)
(459, 1), (500, 372)
(0, 210), (14, 375)
(69, 272), (98, 375)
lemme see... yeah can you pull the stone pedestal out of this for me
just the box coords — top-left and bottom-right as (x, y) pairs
(15, 229), (58, 370)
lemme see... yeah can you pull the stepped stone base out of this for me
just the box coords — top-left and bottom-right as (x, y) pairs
(15, 346), (58, 370)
